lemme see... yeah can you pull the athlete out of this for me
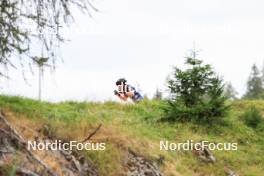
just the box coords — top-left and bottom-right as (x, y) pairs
(114, 78), (143, 103)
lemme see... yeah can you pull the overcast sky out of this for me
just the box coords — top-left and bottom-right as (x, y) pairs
(1, 0), (264, 102)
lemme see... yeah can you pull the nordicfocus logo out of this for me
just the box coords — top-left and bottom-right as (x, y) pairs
(27, 140), (106, 151)
(160, 140), (238, 151)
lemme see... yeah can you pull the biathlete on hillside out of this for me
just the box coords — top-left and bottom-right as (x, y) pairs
(114, 78), (143, 103)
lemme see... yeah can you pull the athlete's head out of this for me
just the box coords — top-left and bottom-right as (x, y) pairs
(116, 78), (127, 86)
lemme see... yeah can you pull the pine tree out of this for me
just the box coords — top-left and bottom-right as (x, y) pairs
(261, 61), (264, 82)
(0, 0), (97, 77)
(224, 82), (238, 100)
(164, 50), (228, 123)
(153, 88), (163, 100)
(244, 64), (264, 99)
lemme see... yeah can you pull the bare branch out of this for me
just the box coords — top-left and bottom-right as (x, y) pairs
(81, 124), (102, 143)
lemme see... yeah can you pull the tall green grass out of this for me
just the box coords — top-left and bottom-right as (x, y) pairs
(0, 95), (264, 175)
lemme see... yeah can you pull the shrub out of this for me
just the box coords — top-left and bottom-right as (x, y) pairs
(241, 106), (263, 129)
(164, 51), (229, 124)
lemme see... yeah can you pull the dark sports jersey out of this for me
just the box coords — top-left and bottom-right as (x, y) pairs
(116, 84), (143, 102)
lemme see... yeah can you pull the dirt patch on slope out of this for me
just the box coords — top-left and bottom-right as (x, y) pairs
(0, 110), (164, 176)
(0, 111), (98, 176)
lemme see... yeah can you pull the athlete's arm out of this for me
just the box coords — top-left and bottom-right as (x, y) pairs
(118, 94), (128, 101)
(114, 90), (128, 101)
(125, 91), (134, 97)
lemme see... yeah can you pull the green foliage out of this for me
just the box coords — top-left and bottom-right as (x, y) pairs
(243, 64), (264, 99)
(0, 96), (264, 175)
(241, 106), (263, 129)
(0, 164), (17, 176)
(0, 0), (97, 76)
(164, 52), (229, 123)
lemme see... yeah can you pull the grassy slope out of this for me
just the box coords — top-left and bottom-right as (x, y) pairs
(0, 95), (264, 176)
